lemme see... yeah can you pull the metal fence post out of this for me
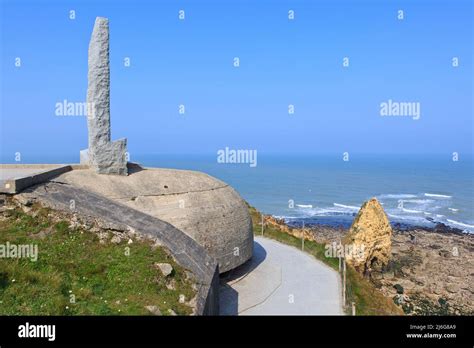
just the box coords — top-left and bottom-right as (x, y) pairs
(343, 258), (346, 307)
(301, 221), (305, 250)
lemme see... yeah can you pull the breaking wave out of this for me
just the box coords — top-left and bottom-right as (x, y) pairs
(280, 191), (473, 233)
(378, 194), (417, 199)
(401, 208), (424, 214)
(333, 203), (360, 210)
(402, 199), (434, 204)
(424, 193), (452, 198)
(296, 204), (313, 208)
(446, 219), (474, 229)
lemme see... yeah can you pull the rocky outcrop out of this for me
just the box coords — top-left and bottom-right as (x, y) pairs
(343, 198), (392, 273)
(263, 215), (316, 241)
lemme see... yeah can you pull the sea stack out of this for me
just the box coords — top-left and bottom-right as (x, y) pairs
(343, 197), (392, 274)
(80, 17), (128, 175)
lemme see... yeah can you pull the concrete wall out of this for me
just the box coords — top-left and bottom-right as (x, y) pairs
(0, 164), (73, 193)
(54, 167), (254, 273)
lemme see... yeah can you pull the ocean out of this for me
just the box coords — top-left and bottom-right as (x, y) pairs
(134, 153), (474, 233)
(5, 153), (473, 233)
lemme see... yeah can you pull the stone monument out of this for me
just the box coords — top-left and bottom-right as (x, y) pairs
(80, 17), (128, 175)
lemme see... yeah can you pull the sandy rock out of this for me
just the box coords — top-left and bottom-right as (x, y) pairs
(343, 198), (392, 273)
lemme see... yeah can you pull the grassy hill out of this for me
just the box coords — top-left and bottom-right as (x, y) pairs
(0, 201), (195, 315)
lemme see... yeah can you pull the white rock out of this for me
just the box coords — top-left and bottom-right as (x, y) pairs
(155, 262), (173, 277)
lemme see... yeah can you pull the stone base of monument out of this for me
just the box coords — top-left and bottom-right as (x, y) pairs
(80, 138), (128, 176)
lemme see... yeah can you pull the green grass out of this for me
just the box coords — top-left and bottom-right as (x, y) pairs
(248, 204), (402, 315)
(0, 204), (195, 315)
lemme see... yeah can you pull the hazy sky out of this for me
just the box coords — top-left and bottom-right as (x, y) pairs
(1, 0), (472, 161)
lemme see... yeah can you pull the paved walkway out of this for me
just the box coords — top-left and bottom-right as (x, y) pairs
(220, 236), (343, 315)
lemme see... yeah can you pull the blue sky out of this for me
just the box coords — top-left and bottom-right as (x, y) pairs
(1, 0), (472, 161)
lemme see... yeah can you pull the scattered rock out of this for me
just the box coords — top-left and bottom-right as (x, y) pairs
(445, 284), (460, 293)
(155, 263), (173, 277)
(110, 235), (122, 244)
(14, 195), (33, 206)
(90, 227), (101, 234)
(393, 294), (404, 305)
(166, 279), (177, 290)
(29, 228), (53, 240)
(21, 205), (33, 213)
(394, 284), (404, 294)
(96, 219), (128, 232)
(438, 250), (451, 258)
(68, 221), (80, 229)
(98, 231), (109, 242)
(2, 207), (14, 217)
(145, 305), (162, 316)
(167, 309), (177, 316)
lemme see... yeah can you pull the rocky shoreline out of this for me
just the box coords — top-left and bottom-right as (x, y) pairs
(263, 215), (474, 315)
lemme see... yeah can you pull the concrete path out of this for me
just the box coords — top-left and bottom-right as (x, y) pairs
(220, 237), (343, 315)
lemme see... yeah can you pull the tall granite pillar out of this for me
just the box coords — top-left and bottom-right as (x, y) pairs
(80, 17), (128, 175)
